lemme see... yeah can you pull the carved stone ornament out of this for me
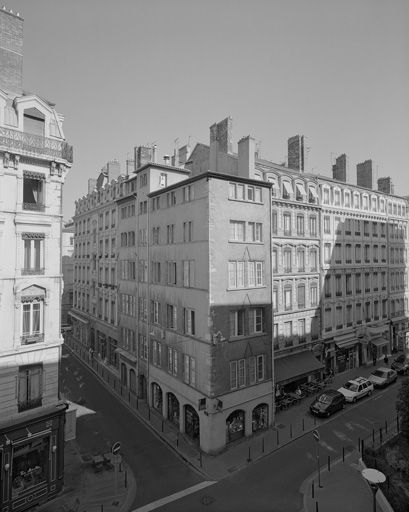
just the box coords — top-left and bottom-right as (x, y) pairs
(14, 154), (20, 170)
(3, 152), (10, 168)
(50, 161), (56, 176)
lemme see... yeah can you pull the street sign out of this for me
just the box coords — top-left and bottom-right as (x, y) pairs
(111, 441), (121, 455)
(312, 430), (320, 442)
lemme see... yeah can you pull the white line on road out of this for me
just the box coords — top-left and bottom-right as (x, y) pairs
(132, 481), (216, 512)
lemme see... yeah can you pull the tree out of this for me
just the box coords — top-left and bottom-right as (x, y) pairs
(396, 379), (409, 438)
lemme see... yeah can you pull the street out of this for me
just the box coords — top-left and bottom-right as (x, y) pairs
(61, 348), (401, 512)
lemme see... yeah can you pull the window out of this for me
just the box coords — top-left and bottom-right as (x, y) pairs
(355, 244), (361, 263)
(23, 172), (45, 211)
(184, 308), (196, 335)
(334, 189), (341, 206)
(283, 248), (292, 272)
(272, 249), (278, 273)
(257, 355), (265, 381)
(356, 273), (361, 294)
(324, 308), (332, 331)
(325, 275), (331, 297)
(336, 306), (343, 328)
(345, 218), (352, 235)
(346, 274), (352, 295)
(183, 221), (193, 242)
(229, 221), (245, 241)
(272, 210), (278, 234)
(323, 188), (330, 204)
(298, 319), (306, 342)
(167, 261), (177, 285)
(250, 307), (264, 333)
(310, 283), (318, 307)
(310, 248), (318, 271)
(335, 275), (342, 296)
(183, 260), (195, 287)
(297, 283), (305, 308)
(323, 216), (331, 234)
(324, 243), (331, 264)
(22, 234), (44, 274)
(344, 191), (351, 207)
(284, 286), (292, 310)
(184, 355), (196, 385)
(273, 287), (278, 312)
(18, 364), (43, 412)
(166, 224), (175, 244)
(335, 243), (342, 264)
(284, 321), (292, 338)
(309, 216), (317, 237)
(166, 304), (177, 329)
(346, 304), (352, 326)
(230, 310), (245, 337)
(22, 299), (43, 343)
(364, 221), (369, 236)
(296, 215), (305, 236)
(355, 219), (360, 235)
(248, 222), (263, 242)
(183, 185), (194, 202)
(167, 347), (178, 375)
(283, 214), (291, 236)
(297, 249), (305, 271)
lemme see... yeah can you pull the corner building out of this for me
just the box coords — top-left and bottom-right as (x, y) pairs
(0, 7), (73, 511)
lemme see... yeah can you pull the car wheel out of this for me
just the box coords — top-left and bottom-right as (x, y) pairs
(367, 390), (372, 396)
(353, 397), (357, 403)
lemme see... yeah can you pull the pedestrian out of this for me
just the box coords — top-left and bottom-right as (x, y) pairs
(384, 354), (389, 365)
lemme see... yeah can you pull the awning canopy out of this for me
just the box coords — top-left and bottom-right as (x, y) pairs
(371, 337), (389, 348)
(68, 311), (89, 324)
(274, 351), (323, 384)
(367, 326), (388, 336)
(334, 334), (358, 350)
(296, 183), (306, 197)
(282, 181), (293, 197)
(115, 347), (137, 364)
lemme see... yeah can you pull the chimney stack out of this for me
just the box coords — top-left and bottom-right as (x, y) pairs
(237, 136), (256, 179)
(288, 135), (304, 172)
(163, 155), (170, 165)
(356, 159), (373, 189)
(0, 7), (23, 94)
(209, 117), (233, 172)
(377, 177), (394, 195)
(134, 145), (153, 170)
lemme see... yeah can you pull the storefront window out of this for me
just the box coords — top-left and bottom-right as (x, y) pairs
(226, 410), (245, 442)
(184, 405), (200, 442)
(12, 437), (49, 498)
(252, 404), (268, 432)
(167, 393), (180, 426)
(152, 383), (163, 413)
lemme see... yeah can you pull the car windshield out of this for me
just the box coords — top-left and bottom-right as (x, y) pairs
(372, 370), (386, 378)
(343, 382), (358, 392)
(318, 394), (331, 404)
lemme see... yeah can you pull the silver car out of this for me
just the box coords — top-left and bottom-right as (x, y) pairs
(368, 367), (397, 388)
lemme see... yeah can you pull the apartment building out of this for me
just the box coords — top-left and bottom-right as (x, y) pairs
(0, 7), (73, 511)
(61, 220), (74, 325)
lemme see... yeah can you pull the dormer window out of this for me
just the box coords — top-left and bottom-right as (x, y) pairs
(23, 171), (45, 211)
(23, 108), (45, 137)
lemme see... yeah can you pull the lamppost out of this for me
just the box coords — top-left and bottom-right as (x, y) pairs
(361, 468), (386, 512)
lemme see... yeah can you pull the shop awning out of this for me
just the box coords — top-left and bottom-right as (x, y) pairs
(68, 311), (89, 324)
(282, 181), (293, 197)
(274, 351), (323, 384)
(367, 326), (388, 336)
(115, 347), (137, 364)
(371, 337), (389, 348)
(334, 334), (358, 350)
(296, 183), (306, 197)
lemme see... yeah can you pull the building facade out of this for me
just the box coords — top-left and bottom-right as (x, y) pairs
(61, 220), (74, 325)
(0, 7), (73, 511)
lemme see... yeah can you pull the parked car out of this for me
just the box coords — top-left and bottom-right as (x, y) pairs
(337, 377), (374, 403)
(368, 367), (397, 388)
(391, 354), (409, 375)
(310, 390), (346, 417)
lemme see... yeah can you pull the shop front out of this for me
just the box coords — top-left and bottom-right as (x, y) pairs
(184, 405), (200, 442)
(274, 350), (324, 391)
(167, 393), (180, 427)
(0, 403), (67, 512)
(333, 334), (361, 373)
(152, 383), (163, 413)
(226, 410), (245, 443)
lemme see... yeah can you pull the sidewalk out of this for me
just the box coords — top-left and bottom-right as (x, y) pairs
(63, 336), (396, 502)
(35, 426), (136, 512)
(302, 451), (394, 512)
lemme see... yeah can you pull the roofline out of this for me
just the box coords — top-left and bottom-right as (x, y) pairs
(148, 171), (272, 197)
(133, 162), (191, 176)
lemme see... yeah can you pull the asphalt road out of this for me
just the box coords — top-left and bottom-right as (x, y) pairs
(60, 348), (403, 512)
(60, 348), (203, 509)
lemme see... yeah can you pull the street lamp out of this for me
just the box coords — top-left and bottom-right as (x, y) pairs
(361, 468), (386, 512)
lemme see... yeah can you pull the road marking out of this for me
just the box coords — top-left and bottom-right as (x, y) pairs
(132, 481), (216, 512)
(318, 440), (336, 452)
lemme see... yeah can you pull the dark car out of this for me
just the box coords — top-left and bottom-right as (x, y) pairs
(310, 390), (346, 418)
(391, 354), (409, 375)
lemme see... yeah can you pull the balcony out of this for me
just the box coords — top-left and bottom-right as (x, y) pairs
(23, 202), (45, 212)
(21, 267), (45, 276)
(21, 333), (44, 345)
(0, 126), (73, 163)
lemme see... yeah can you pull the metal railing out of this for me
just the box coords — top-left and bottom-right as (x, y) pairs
(0, 126), (73, 163)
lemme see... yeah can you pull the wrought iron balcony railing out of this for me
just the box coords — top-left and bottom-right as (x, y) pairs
(21, 267), (45, 275)
(0, 126), (73, 163)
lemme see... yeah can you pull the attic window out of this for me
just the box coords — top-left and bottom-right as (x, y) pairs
(23, 108), (45, 137)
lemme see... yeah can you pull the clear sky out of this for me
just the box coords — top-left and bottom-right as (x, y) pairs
(6, 0), (409, 220)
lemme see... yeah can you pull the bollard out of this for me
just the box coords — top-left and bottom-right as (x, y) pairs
(379, 427), (383, 445)
(148, 408), (151, 421)
(361, 439), (364, 455)
(161, 420), (164, 432)
(312, 480), (315, 499)
(328, 455), (331, 472)
(199, 452), (203, 468)
(358, 437), (361, 452)
(397, 414), (400, 434)
(372, 428), (375, 446)
(276, 429), (280, 445)
(101, 505), (104, 512)
(128, 391), (131, 404)
(136, 397), (139, 410)
(302, 418), (305, 431)
(342, 446), (345, 462)
(290, 424), (293, 438)
(262, 437), (265, 453)
(125, 470), (127, 488)
(247, 446), (252, 463)
(385, 419), (388, 434)
(177, 433), (179, 447)
(315, 500), (319, 512)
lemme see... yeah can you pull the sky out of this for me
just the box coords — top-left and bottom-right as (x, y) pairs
(5, 0), (409, 220)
